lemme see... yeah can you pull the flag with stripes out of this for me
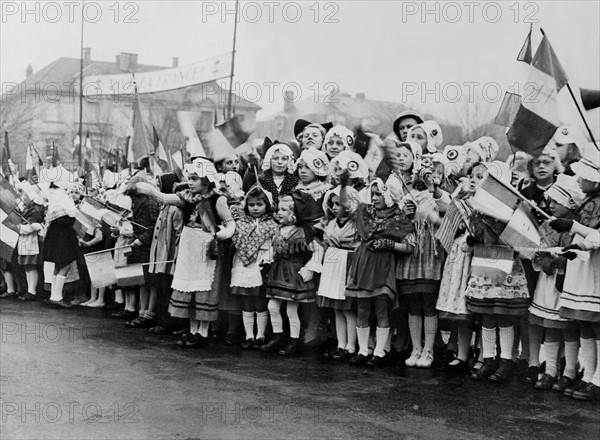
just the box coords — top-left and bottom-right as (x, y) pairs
(471, 245), (515, 284)
(470, 173), (520, 223)
(435, 200), (468, 253)
(504, 31), (569, 156)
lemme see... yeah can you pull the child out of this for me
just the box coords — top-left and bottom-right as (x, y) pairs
(407, 121), (443, 154)
(43, 184), (79, 309)
(317, 183), (361, 360)
(329, 150), (369, 192)
(135, 158), (235, 347)
(302, 123), (327, 150)
(15, 183), (46, 302)
(147, 173), (184, 334)
(466, 162), (531, 383)
(260, 191), (323, 356)
(550, 148), (600, 401)
(436, 166), (480, 373)
(123, 176), (160, 328)
(230, 186), (279, 349)
(293, 147), (332, 206)
(243, 143), (299, 208)
(398, 161), (444, 369)
(323, 126), (354, 160)
(78, 221), (106, 307)
(528, 174), (584, 390)
(345, 178), (415, 367)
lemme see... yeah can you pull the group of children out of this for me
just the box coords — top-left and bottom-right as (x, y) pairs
(1, 111), (599, 402)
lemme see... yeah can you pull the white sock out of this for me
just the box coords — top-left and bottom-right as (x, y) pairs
(287, 302), (300, 339)
(2, 271), (15, 293)
(482, 327), (497, 359)
(256, 311), (269, 340)
(242, 311), (255, 340)
(268, 299), (283, 333)
(580, 338), (597, 383)
(334, 310), (347, 349)
(345, 311), (357, 353)
(115, 288), (124, 303)
(499, 326), (514, 360)
(189, 318), (200, 335)
(544, 341), (560, 377)
(356, 327), (370, 356)
(50, 275), (66, 302)
(563, 340), (579, 379)
(374, 327), (390, 358)
(592, 341), (600, 387)
(423, 315), (438, 353)
(198, 320), (210, 337)
(384, 332), (392, 354)
(408, 314), (423, 351)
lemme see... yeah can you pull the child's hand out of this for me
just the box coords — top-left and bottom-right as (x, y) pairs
(403, 199), (416, 216)
(215, 226), (229, 241)
(549, 218), (574, 233)
(298, 267), (313, 283)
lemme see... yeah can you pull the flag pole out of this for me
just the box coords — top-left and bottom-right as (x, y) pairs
(78, 1), (85, 171)
(539, 29), (598, 151)
(566, 84), (599, 151)
(226, 0), (239, 119)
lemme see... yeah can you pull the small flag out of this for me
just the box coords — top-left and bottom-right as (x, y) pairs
(151, 126), (171, 175)
(471, 245), (515, 284)
(499, 204), (542, 259)
(470, 173), (520, 223)
(516, 26), (533, 64)
(127, 87), (152, 164)
(435, 200), (468, 253)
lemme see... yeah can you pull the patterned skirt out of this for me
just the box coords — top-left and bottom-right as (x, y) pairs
(465, 258), (530, 316)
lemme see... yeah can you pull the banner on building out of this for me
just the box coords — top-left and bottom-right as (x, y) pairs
(83, 52), (232, 96)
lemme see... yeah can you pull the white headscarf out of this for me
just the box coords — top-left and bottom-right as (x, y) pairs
(184, 157), (219, 184)
(261, 143), (294, 172)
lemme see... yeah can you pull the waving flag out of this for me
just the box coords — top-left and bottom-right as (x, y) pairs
(151, 126), (171, 175)
(497, 30), (569, 156)
(127, 87), (152, 164)
(0, 175), (21, 257)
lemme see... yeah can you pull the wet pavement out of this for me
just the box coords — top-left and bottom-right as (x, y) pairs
(1, 300), (599, 440)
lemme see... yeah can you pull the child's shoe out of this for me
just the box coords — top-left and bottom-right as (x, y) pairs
(367, 355), (388, 368)
(564, 380), (587, 397)
(278, 338), (300, 356)
(405, 348), (422, 367)
(260, 333), (286, 353)
(416, 350), (434, 368)
(572, 382), (600, 401)
(552, 376), (576, 393)
(490, 359), (513, 383)
(241, 338), (255, 350)
(470, 358), (495, 381)
(535, 373), (557, 390)
(349, 353), (370, 366)
(523, 365), (540, 384)
(88, 301), (105, 308)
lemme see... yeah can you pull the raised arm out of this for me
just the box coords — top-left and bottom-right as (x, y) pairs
(135, 182), (185, 208)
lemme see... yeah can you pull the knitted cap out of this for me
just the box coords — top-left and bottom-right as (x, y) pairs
(546, 174), (585, 210)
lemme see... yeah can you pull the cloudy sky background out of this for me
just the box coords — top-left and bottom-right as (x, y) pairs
(2, 1), (599, 124)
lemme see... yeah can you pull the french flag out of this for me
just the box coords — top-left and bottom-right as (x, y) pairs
(496, 29), (570, 156)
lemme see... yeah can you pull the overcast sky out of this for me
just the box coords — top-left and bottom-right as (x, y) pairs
(2, 1), (599, 123)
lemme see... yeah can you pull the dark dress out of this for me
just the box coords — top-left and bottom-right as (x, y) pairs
(43, 215), (79, 269)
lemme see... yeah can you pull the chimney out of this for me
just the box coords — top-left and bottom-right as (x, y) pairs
(83, 47), (91, 66)
(26, 63), (33, 78)
(117, 52), (138, 71)
(172, 57), (179, 68)
(283, 89), (295, 113)
(355, 92), (366, 100)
